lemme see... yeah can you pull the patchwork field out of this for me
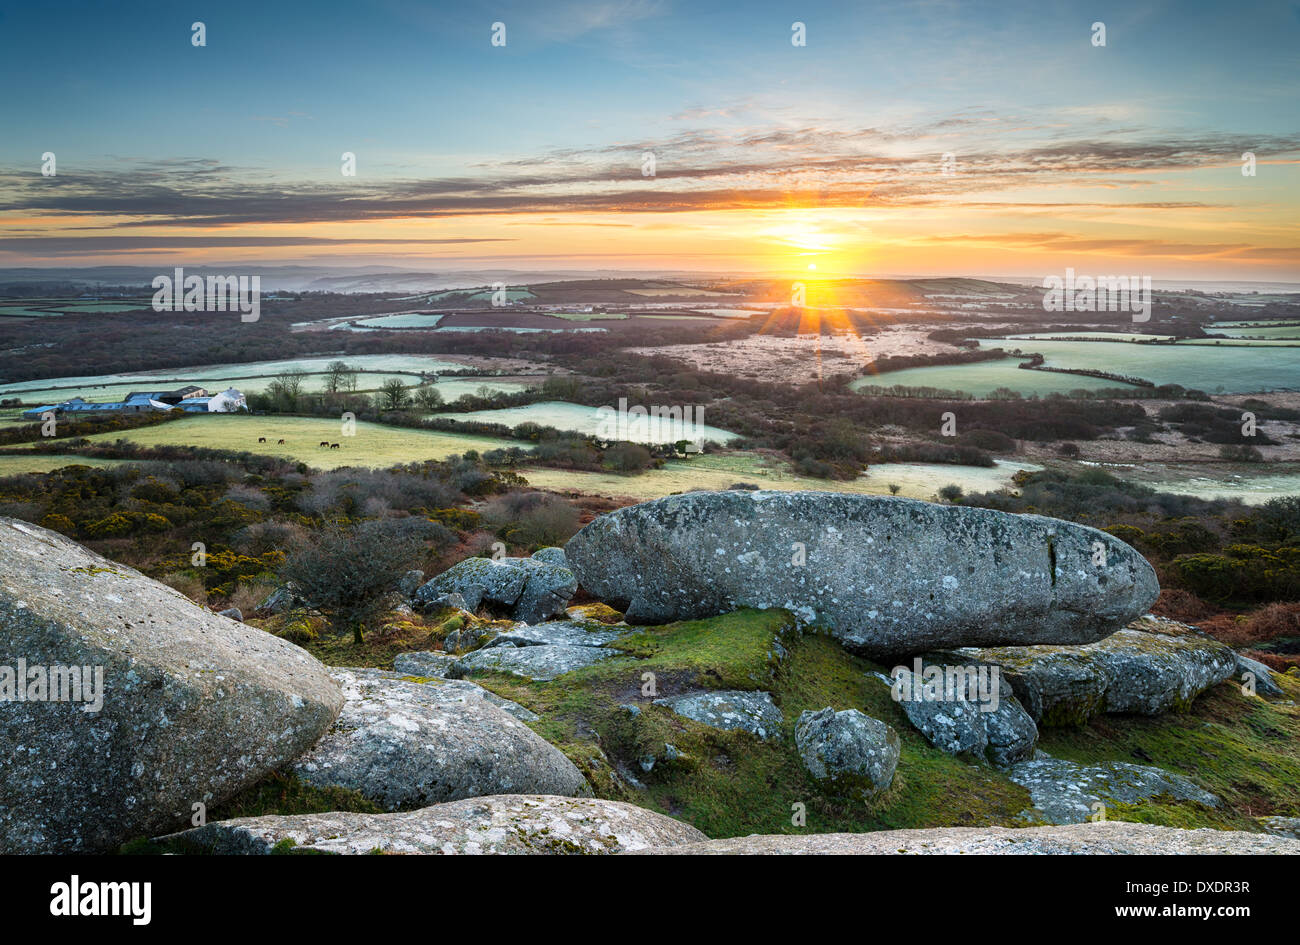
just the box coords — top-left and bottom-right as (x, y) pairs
(852, 359), (1137, 397)
(519, 452), (1039, 501)
(435, 400), (741, 445)
(0, 454), (148, 476)
(0, 355), (465, 397)
(70, 414), (519, 468)
(975, 337), (1300, 393)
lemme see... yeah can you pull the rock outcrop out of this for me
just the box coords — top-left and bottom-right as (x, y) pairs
(564, 491), (1158, 655)
(1008, 756), (1219, 824)
(1236, 654), (1285, 698)
(653, 690), (784, 739)
(454, 643), (613, 680)
(936, 617), (1237, 726)
(414, 556), (577, 624)
(392, 650), (460, 678)
(631, 822), (1300, 855)
(887, 663), (1038, 764)
(795, 708), (899, 797)
(291, 669), (583, 808)
(164, 794), (707, 854)
(484, 620), (629, 649)
(0, 518), (343, 853)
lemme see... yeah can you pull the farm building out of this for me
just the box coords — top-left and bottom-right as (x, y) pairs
(176, 388), (247, 413)
(19, 386), (246, 419)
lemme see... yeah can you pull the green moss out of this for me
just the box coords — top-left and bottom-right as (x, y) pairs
(207, 770), (382, 821)
(210, 608), (1300, 842)
(1039, 672), (1300, 830)
(461, 611), (1031, 838)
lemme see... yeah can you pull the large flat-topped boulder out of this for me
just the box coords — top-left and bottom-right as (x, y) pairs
(0, 518), (344, 853)
(565, 491), (1158, 656)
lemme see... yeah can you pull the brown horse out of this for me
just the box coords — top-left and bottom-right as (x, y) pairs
(329, 443), (340, 449)
(258, 437), (266, 443)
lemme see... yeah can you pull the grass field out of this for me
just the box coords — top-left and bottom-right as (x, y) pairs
(518, 452), (1038, 501)
(852, 360), (1135, 397)
(545, 311), (629, 321)
(72, 414), (520, 469)
(350, 313), (444, 329)
(0, 355), (463, 397)
(0, 454), (147, 476)
(435, 401), (740, 445)
(978, 338), (1300, 392)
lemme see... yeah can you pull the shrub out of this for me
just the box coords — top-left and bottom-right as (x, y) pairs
(961, 428), (1016, 453)
(481, 491), (581, 548)
(279, 519), (425, 644)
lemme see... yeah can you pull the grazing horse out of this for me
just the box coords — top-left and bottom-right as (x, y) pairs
(258, 437), (266, 443)
(329, 443), (340, 449)
(319, 441), (330, 447)
(277, 439), (286, 445)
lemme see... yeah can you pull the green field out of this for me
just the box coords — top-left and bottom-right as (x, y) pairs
(1212, 323), (1300, 340)
(857, 335), (1300, 397)
(350, 313), (445, 329)
(436, 401), (740, 445)
(0, 454), (149, 476)
(852, 359), (1135, 398)
(70, 414), (519, 469)
(519, 452), (1038, 501)
(0, 355), (468, 404)
(977, 338), (1300, 392)
(545, 311), (629, 321)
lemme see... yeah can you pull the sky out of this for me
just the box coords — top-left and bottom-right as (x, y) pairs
(0, 0), (1297, 280)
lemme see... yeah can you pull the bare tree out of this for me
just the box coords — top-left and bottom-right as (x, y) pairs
(325, 360), (357, 394)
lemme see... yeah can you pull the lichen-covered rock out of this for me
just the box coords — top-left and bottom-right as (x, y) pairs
(0, 518), (344, 853)
(454, 643), (612, 681)
(1008, 756), (1219, 825)
(392, 650), (460, 678)
(984, 694), (1039, 766)
(420, 591), (467, 612)
(795, 708), (899, 797)
(654, 689), (784, 740)
(1257, 815), (1300, 840)
(258, 583), (306, 614)
(431, 678), (540, 722)
(890, 667), (989, 755)
(945, 619), (1237, 726)
(413, 557), (577, 624)
(632, 822), (1300, 855)
(485, 620), (627, 649)
(164, 794), (707, 854)
(564, 491), (1157, 655)
(885, 663), (1037, 764)
(1236, 654), (1285, 699)
(291, 669), (582, 809)
(217, 607), (243, 622)
(415, 557), (528, 612)
(511, 559), (578, 625)
(397, 569), (425, 597)
(531, 547), (569, 567)
(443, 625), (493, 654)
